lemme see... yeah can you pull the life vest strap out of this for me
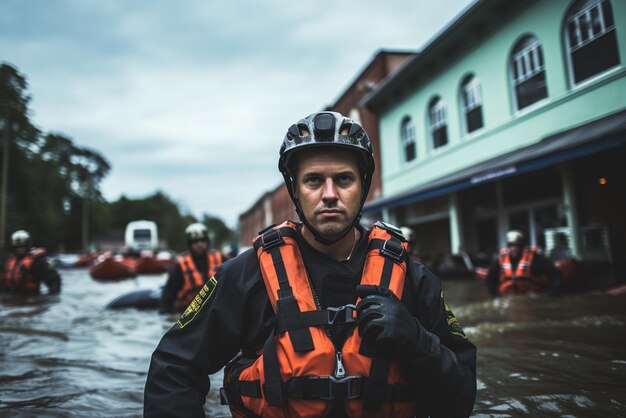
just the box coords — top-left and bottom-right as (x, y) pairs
(363, 357), (392, 410)
(261, 224), (315, 353)
(253, 225), (299, 252)
(261, 228), (284, 251)
(221, 380), (263, 403)
(369, 238), (406, 263)
(361, 230), (406, 410)
(262, 327), (284, 406)
(275, 295), (315, 352)
(225, 375), (414, 402)
(287, 376), (415, 402)
(274, 304), (358, 334)
(286, 375), (363, 400)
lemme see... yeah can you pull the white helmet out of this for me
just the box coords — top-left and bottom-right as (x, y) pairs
(185, 223), (209, 241)
(11, 230), (31, 247)
(506, 230), (524, 246)
(400, 226), (415, 242)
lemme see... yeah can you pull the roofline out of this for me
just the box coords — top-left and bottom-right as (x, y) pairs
(327, 49), (418, 109)
(363, 0), (523, 111)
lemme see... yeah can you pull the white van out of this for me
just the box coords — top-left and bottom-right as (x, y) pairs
(125, 220), (158, 252)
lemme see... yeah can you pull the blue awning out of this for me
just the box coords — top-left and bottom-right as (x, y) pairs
(363, 109), (626, 215)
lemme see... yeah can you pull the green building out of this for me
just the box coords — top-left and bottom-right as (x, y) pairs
(364, 0), (626, 283)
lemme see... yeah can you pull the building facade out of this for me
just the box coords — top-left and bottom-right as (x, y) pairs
(364, 0), (626, 281)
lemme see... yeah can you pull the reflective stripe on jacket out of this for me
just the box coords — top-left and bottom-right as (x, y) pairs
(175, 251), (222, 309)
(1, 248), (46, 293)
(222, 221), (418, 418)
(498, 246), (549, 294)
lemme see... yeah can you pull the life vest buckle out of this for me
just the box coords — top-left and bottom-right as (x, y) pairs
(327, 304), (357, 325)
(310, 375), (363, 400)
(261, 229), (284, 250)
(380, 240), (404, 263)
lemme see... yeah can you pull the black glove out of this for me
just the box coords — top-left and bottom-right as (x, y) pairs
(356, 286), (421, 357)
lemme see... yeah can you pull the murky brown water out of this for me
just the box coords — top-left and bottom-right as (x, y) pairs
(1, 268), (625, 417)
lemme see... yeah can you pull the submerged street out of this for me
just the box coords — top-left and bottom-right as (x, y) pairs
(1, 268), (625, 417)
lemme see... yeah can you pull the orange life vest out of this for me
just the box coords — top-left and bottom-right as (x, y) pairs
(1, 248), (46, 293)
(175, 250), (222, 309)
(498, 246), (549, 294)
(221, 221), (418, 418)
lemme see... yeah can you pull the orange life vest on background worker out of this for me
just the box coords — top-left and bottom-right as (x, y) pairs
(175, 250), (222, 310)
(498, 246), (550, 294)
(221, 221), (418, 418)
(1, 248), (47, 293)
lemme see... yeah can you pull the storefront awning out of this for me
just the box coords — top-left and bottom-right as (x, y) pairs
(363, 109), (626, 215)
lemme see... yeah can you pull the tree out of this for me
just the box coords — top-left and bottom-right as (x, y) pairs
(72, 147), (111, 249)
(0, 63), (40, 248)
(202, 214), (237, 250)
(40, 133), (111, 250)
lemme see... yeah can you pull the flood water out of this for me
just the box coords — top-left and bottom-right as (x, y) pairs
(1, 268), (625, 417)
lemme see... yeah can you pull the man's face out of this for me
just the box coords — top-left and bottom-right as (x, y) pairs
(294, 147), (362, 240)
(189, 239), (209, 257)
(508, 243), (522, 258)
(13, 245), (27, 257)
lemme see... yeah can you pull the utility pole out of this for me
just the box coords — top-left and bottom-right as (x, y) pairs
(0, 117), (10, 249)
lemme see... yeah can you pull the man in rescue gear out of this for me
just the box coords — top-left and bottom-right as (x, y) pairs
(0, 230), (61, 295)
(485, 230), (563, 297)
(159, 223), (223, 313)
(144, 112), (477, 417)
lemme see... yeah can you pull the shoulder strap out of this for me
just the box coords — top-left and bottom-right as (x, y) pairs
(254, 221), (314, 352)
(359, 222), (409, 410)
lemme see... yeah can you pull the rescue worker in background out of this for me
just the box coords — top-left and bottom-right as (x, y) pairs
(486, 230), (562, 297)
(159, 223), (223, 313)
(0, 230), (61, 295)
(144, 112), (476, 417)
(401, 226), (436, 272)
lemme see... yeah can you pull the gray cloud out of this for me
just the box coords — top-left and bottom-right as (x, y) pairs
(2, 0), (471, 227)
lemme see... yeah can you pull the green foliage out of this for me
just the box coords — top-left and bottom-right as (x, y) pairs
(0, 64), (39, 148)
(0, 63), (234, 253)
(0, 64), (233, 251)
(202, 214), (238, 250)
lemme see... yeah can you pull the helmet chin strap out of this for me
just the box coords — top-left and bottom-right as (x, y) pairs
(294, 199), (358, 246)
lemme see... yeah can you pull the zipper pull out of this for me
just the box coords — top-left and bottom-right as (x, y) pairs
(334, 352), (346, 378)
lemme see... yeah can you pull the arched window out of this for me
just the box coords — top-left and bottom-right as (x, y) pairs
(510, 35), (548, 111)
(428, 97), (448, 150)
(565, 0), (620, 85)
(460, 74), (483, 134)
(400, 116), (416, 162)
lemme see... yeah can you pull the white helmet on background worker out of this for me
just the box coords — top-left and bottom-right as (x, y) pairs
(11, 230), (31, 247)
(185, 223), (209, 242)
(400, 226), (415, 242)
(506, 230), (525, 246)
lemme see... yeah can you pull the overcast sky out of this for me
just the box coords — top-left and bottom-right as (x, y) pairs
(2, 0), (472, 228)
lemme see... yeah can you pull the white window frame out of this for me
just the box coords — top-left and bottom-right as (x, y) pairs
(510, 36), (548, 112)
(512, 39), (544, 87)
(567, 0), (613, 52)
(429, 98), (448, 151)
(400, 116), (416, 163)
(565, 0), (619, 86)
(460, 75), (483, 135)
